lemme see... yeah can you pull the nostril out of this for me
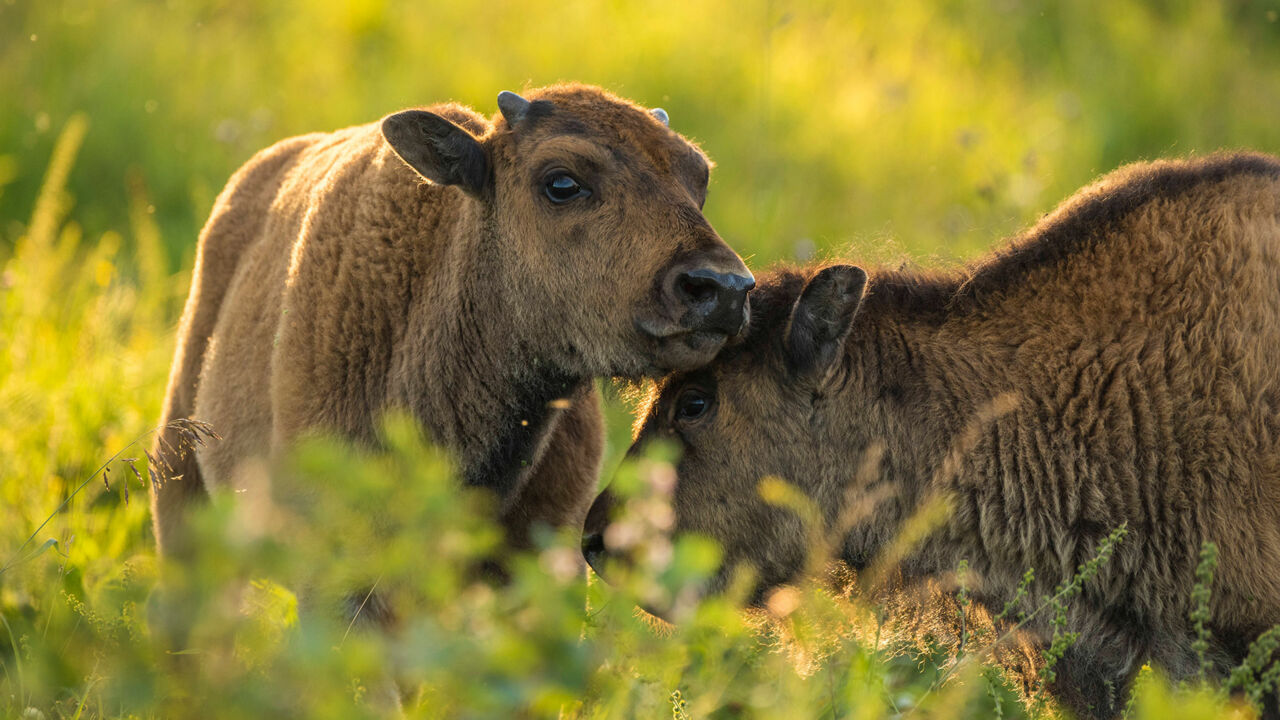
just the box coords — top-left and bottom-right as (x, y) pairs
(677, 275), (719, 305)
(582, 531), (606, 560)
(670, 268), (755, 335)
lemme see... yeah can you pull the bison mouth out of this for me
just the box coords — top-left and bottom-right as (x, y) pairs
(583, 526), (739, 623)
(632, 307), (749, 375)
(642, 329), (732, 373)
(581, 530), (680, 622)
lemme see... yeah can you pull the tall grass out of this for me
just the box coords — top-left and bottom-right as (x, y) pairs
(4, 1), (1280, 717)
(0, 129), (1258, 716)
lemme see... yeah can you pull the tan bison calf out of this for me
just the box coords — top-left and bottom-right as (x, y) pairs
(585, 154), (1280, 718)
(152, 84), (753, 557)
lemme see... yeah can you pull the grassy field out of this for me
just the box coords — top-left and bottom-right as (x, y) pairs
(4, 0), (1280, 717)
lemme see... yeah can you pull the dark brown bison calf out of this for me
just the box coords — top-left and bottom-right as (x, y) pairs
(586, 153), (1280, 718)
(152, 84), (753, 557)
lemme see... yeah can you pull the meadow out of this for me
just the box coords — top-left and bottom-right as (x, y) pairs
(4, 0), (1280, 716)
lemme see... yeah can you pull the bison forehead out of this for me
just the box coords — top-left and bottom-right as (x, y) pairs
(512, 84), (707, 175)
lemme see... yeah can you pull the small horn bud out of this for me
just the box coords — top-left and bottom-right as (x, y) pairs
(498, 91), (531, 127)
(651, 108), (669, 126)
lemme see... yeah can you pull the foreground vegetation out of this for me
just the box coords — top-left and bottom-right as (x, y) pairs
(5, 1), (1280, 717)
(2, 117), (1266, 720)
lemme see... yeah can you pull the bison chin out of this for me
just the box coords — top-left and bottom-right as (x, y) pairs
(642, 329), (735, 374)
(630, 310), (751, 376)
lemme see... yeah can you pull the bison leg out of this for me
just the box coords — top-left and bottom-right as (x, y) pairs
(1045, 636), (1144, 720)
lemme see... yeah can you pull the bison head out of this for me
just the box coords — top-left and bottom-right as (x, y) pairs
(381, 84), (754, 378)
(583, 265), (885, 613)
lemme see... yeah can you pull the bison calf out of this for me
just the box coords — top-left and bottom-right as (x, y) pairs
(152, 84), (753, 557)
(586, 154), (1280, 718)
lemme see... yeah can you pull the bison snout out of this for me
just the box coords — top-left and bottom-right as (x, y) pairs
(581, 531), (606, 573)
(668, 266), (755, 336)
(582, 488), (616, 580)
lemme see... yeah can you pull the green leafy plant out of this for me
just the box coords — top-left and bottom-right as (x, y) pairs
(7, 6), (1280, 717)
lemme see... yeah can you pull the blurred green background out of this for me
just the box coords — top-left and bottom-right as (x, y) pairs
(8, 0), (1280, 273)
(8, 0), (1280, 477)
(4, 1), (1280, 717)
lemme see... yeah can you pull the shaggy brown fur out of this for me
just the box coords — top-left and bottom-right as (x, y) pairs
(152, 84), (752, 558)
(588, 153), (1280, 718)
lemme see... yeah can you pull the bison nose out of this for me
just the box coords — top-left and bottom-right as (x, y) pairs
(583, 488), (616, 577)
(582, 531), (606, 571)
(672, 268), (755, 336)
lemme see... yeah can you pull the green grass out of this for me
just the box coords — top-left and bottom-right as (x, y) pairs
(4, 0), (1280, 716)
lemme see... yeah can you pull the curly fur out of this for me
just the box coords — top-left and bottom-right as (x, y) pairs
(152, 84), (749, 557)
(618, 153), (1280, 718)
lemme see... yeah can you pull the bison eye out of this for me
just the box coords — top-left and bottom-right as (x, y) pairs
(544, 173), (590, 204)
(674, 389), (713, 424)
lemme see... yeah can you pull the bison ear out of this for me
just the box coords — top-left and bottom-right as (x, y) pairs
(381, 110), (489, 197)
(785, 265), (867, 378)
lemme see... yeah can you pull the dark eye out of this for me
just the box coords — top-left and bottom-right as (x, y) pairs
(674, 388), (713, 423)
(544, 173), (590, 204)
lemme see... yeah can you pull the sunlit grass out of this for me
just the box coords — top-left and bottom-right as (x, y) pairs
(5, 1), (1280, 269)
(4, 1), (1280, 717)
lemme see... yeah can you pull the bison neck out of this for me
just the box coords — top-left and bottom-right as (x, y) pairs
(458, 361), (581, 503)
(388, 211), (587, 509)
(833, 278), (1108, 597)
